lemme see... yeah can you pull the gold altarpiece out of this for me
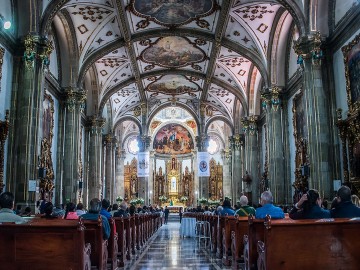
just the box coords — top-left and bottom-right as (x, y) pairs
(208, 158), (223, 200)
(124, 158), (138, 200)
(154, 156), (193, 205)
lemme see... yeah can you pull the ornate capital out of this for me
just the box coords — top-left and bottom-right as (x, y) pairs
(23, 34), (37, 70)
(200, 102), (206, 117)
(86, 115), (106, 134)
(141, 102), (147, 115)
(229, 134), (243, 150)
(241, 115), (258, 136)
(195, 134), (208, 151)
(261, 86), (282, 112)
(293, 31), (324, 67)
(39, 38), (54, 69)
(104, 134), (116, 148)
(138, 135), (151, 151)
(64, 88), (87, 112)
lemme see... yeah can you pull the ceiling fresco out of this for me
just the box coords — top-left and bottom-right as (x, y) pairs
(127, 0), (220, 28)
(49, 0), (297, 131)
(146, 74), (201, 96)
(139, 36), (207, 69)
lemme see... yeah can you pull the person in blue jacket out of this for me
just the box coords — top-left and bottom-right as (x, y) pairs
(81, 198), (110, 239)
(255, 190), (284, 219)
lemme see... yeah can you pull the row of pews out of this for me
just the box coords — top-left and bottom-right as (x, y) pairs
(0, 213), (162, 270)
(184, 213), (360, 270)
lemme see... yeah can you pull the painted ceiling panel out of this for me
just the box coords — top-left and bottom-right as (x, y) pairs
(124, 0), (221, 34)
(65, 1), (117, 64)
(231, 3), (281, 59)
(206, 94), (232, 120)
(225, 15), (261, 56)
(96, 47), (132, 98)
(208, 84), (235, 117)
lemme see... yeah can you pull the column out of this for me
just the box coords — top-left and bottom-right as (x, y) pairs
(241, 115), (259, 204)
(104, 133), (116, 202)
(195, 134), (209, 199)
(148, 151), (155, 205)
(229, 134), (242, 203)
(62, 88), (86, 203)
(294, 32), (331, 199)
(115, 148), (125, 201)
(86, 116), (105, 200)
(221, 148), (232, 200)
(261, 87), (286, 204)
(7, 35), (53, 203)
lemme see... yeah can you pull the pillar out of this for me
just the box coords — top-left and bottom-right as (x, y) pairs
(294, 32), (332, 199)
(7, 34), (53, 203)
(115, 148), (125, 201)
(62, 88), (86, 203)
(221, 148), (232, 200)
(229, 134), (242, 203)
(241, 115), (259, 204)
(104, 133), (116, 202)
(261, 87), (286, 204)
(86, 116), (105, 200)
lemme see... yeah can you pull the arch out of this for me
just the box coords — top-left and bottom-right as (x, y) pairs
(98, 70), (249, 114)
(78, 29), (268, 90)
(113, 115), (142, 134)
(147, 103), (200, 136)
(205, 116), (235, 135)
(40, 0), (70, 35)
(53, 10), (79, 87)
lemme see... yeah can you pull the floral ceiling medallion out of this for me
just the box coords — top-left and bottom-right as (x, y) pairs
(146, 74), (201, 96)
(127, 0), (220, 29)
(139, 36), (207, 69)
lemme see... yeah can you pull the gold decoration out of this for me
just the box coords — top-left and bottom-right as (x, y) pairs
(0, 110), (10, 193)
(39, 92), (55, 200)
(23, 34), (36, 70)
(341, 33), (360, 113)
(65, 88), (87, 112)
(0, 47), (4, 92)
(124, 158), (138, 200)
(39, 39), (54, 68)
(208, 158), (223, 200)
(133, 106), (141, 117)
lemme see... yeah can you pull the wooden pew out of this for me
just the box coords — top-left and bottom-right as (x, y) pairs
(244, 215), (291, 270)
(222, 216), (237, 266)
(257, 217), (360, 270)
(130, 216), (136, 255)
(0, 219), (91, 270)
(123, 216), (132, 260)
(216, 216), (226, 258)
(108, 218), (119, 270)
(231, 216), (248, 268)
(209, 215), (218, 253)
(135, 215), (141, 250)
(113, 217), (126, 267)
(83, 217), (109, 270)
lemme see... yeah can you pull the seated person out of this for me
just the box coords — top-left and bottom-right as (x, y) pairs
(64, 202), (79, 220)
(81, 198), (110, 240)
(21, 206), (32, 217)
(289, 189), (330, 219)
(41, 202), (58, 219)
(331, 186), (360, 218)
(235, 195), (256, 217)
(255, 191), (284, 219)
(113, 202), (129, 217)
(0, 192), (27, 224)
(220, 199), (235, 216)
(76, 203), (86, 215)
(100, 199), (112, 219)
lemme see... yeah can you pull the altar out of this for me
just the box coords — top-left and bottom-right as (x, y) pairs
(166, 206), (184, 213)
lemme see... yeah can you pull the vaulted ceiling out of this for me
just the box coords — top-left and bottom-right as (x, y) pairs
(45, 0), (301, 132)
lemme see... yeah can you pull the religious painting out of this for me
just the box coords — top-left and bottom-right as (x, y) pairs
(342, 33), (360, 112)
(153, 123), (194, 154)
(146, 75), (200, 96)
(128, 0), (219, 28)
(186, 120), (197, 133)
(140, 36), (206, 68)
(42, 92), (54, 141)
(292, 91), (307, 141)
(150, 120), (162, 132)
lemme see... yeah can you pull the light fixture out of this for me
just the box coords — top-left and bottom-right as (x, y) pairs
(3, 21), (11, 30)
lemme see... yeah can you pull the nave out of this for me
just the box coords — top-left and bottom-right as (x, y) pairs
(125, 219), (234, 270)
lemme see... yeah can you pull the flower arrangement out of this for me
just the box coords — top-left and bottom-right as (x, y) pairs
(159, 195), (168, 202)
(198, 197), (208, 204)
(116, 196), (123, 202)
(130, 197), (144, 205)
(208, 199), (220, 205)
(180, 196), (188, 202)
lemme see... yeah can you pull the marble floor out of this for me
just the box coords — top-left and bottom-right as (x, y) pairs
(124, 221), (241, 270)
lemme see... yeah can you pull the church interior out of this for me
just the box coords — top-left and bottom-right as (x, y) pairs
(1, 0), (360, 269)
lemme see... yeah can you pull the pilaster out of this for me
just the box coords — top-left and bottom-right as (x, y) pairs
(229, 134), (243, 203)
(115, 148), (126, 200)
(104, 133), (116, 202)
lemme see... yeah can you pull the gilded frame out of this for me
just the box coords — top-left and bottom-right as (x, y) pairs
(342, 33), (360, 112)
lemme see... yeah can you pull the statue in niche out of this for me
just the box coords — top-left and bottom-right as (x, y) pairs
(171, 157), (176, 170)
(131, 176), (137, 194)
(159, 166), (163, 176)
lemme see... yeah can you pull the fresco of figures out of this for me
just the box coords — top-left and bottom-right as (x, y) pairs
(153, 123), (194, 154)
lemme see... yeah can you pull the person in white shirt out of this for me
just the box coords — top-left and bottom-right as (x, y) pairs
(0, 192), (27, 224)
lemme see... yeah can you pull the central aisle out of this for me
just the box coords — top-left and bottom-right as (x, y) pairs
(125, 221), (235, 270)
